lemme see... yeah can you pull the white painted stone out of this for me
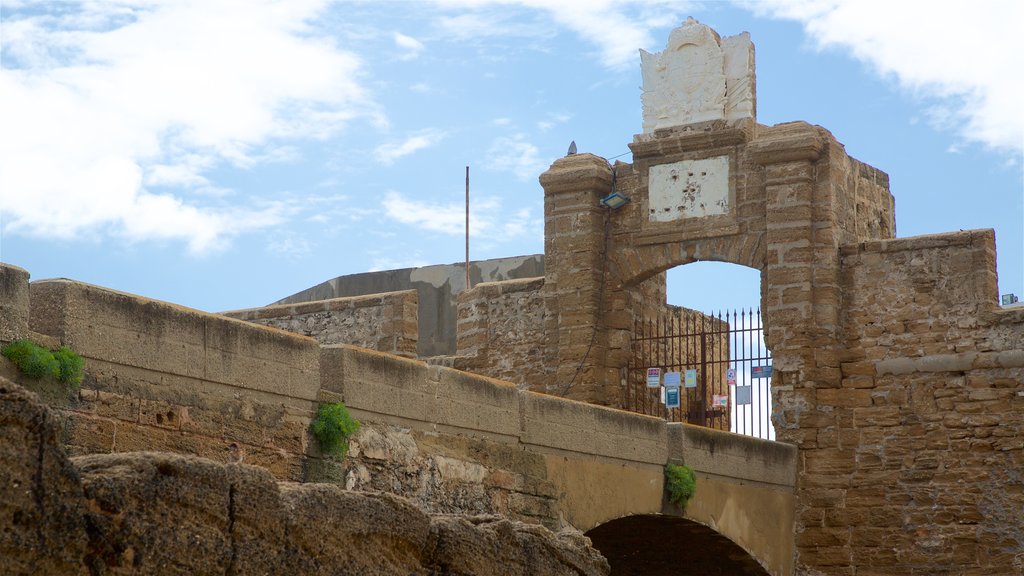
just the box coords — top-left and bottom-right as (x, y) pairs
(648, 156), (730, 222)
(640, 18), (755, 132)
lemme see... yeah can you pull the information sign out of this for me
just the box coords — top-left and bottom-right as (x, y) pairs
(751, 365), (773, 379)
(736, 385), (752, 405)
(646, 368), (661, 388)
(664, 371), (681, 387)
(665, 386), (680, 408)
(726, 368), (737, 386)
(712, 394), (728, 408)
(684, 369), (697, 389)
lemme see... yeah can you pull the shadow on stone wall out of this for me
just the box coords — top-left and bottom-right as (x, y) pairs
(0, 376), (609, 576)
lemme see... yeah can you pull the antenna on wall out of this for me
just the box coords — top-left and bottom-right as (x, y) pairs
(465, 165), (470, 291)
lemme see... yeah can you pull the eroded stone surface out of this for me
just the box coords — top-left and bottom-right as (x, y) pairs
(640, 17), (755, 132)
(648, 155), (731, 221)
(0, 376), (609, 576)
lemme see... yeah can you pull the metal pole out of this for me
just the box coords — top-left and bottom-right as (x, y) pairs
(465, 166), (470, 290)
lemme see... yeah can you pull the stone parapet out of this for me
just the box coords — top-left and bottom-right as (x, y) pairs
(0, 263), (30, 343)
(31, 279), (321, 402)
(222, 290), (418, 357)
(455, 277), (549, 390)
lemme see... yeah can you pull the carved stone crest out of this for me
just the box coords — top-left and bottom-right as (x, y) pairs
(640, 18), (755, 132)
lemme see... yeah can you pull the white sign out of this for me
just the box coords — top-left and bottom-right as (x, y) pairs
(726, 368), (737, 386)
(664, 371), (681, 387)
(646, 368), (662, 388)
(648, 156), (731, 222)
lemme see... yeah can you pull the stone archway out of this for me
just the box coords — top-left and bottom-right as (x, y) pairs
(586, 514), (770, 576)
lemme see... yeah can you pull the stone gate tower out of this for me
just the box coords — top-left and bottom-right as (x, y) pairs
(538, 18), (1023, 575)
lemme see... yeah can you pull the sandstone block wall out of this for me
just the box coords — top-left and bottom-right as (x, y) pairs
(454, 276), (551, 390)
(788, 230), (1024, 574)
(1, 264), (798, 574)
(222, 290), (418, 357)
(275, 255), (544, 356)
(27, 278), (321, 480)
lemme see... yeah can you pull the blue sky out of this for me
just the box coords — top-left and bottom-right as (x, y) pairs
(1, 0), (1021, 315)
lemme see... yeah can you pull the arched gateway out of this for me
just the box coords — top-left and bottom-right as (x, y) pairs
(533, 17), (1022, 576)
(537, 19), (894, 416)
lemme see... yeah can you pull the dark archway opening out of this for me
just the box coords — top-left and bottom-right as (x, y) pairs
(586, 515), (769, 576)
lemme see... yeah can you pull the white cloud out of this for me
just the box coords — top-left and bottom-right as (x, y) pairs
(369, 256), (432, 272)
(537, 112), (571, 131)
(394, 31), (425, 60)
(410, 82), (431, 93)
(381, 190), (536, 242)
(374, 129), (448, 165)
(433, 0), (694, 70)
(745, 0), (1024, 153)
(484, 135), (547, 180)
(266, 232), (313, 259)
(0, 0), (377, 254)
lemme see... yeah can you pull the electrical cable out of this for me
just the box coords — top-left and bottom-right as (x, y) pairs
(561, 167), (616, 396)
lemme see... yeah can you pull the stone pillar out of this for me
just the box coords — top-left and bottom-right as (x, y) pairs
(538, 154), (615, 404)
(751, 123), (847, 433)
(751, 122), (853, 570)
(0, 263), (30, 343)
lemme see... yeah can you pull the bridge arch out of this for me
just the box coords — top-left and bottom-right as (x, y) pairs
(586, 514), (770, 576)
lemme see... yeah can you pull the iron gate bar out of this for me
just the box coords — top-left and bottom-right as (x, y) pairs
(625, 307), (773, 440)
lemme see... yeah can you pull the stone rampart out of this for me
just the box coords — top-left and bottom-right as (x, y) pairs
(454, 276), (551, 390)
(276, 254), (544, 356)
(222, 290), (418, 357)
(28, 277), (321, 479)
(2, 263), (798, 574)
(781, 229), (1024, 573)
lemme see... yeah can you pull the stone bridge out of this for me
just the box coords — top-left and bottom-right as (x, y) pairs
(1, 268), (797, 575)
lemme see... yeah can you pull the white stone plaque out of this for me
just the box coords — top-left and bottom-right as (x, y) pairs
(640, 18), (755, 132)
(648, 156), (730, 222)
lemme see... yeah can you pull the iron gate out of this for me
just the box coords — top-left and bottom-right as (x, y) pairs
(624, 308), (774, 440)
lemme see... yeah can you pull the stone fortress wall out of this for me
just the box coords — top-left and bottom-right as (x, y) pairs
(0, 261), (798, 576)
(3, 16), (1022, 576)
(223, 289), (419, 357)
(524, 17), (1023, 575)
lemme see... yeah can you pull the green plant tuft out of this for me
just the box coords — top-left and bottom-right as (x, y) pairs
(311, 402), (360, 459)
(2, 339), (85, 388)
(665, 463), (697, 509)
(53, 346), (85, 386)
(2, 339), (59, 379)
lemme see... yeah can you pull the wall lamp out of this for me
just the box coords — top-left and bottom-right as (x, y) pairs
(600, 191), (630, 209)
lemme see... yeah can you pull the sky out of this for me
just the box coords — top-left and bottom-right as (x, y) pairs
(1, 0), (1022, 317)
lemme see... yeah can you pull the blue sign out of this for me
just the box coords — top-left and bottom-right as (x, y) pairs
(751, 365), (773, 379)
(665, 386), (680, 409)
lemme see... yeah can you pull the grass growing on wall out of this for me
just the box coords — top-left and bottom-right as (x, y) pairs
(1, 339), (84, 388)
(311, 402), (360, 459)
(665, 463), (697, 510)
